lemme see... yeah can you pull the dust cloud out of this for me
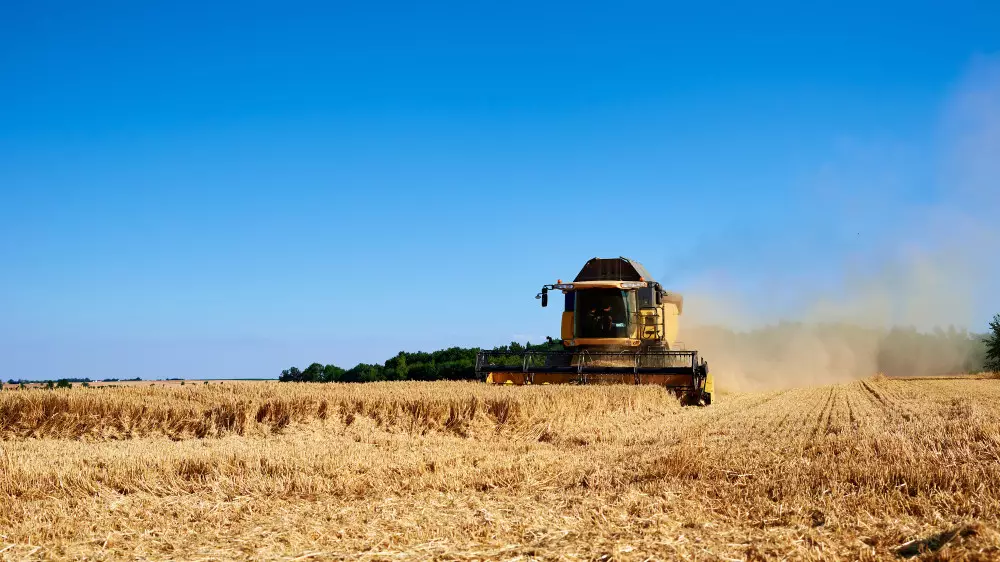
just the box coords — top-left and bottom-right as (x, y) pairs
(678, 55), (1000, 391)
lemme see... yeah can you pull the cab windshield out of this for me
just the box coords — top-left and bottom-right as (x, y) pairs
(575, 289), (630, 338)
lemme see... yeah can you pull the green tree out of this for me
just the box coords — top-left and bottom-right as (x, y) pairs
(277, 337), (563, 383)
(438, 359), (474, 380)
(343, 363), (382, 382)
(393, 353), (408, 380)
(322, 364), (345, 382)
(278, 366), (303, 382)
(407, 361), (439, 381)
(383, 352), (409, 381)
(985, 314), (1000, 374)
(302, 362), (325, 382)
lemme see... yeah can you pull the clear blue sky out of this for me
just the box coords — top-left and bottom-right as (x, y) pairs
(2, 1), (998, 379)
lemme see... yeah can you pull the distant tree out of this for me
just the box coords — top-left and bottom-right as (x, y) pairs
(302, 362), (325, 382)
(395, 354), (408, 380)
(277, 339), (569, 383)
(45, 381), (55, 390)
(364, 365), (383, 382)
(278, 366), (303, 382)
(985, 314), (1000, 374)
(322, 364), (345, 382)
(383, 353), (408, 381)
(438, 359), (474, 380)
(407, 361), (439, 381)
(81, 381), (90, 388)
(343, 363), (383, 383)
(407, 352), (433, 365)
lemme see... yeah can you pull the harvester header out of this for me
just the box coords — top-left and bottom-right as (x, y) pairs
(476, 257), (713, 405)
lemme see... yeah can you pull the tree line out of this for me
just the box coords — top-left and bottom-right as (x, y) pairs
(986, 314), (1000, 374)
(278, 340), (562, 383)
(279, 317), (1000, 383)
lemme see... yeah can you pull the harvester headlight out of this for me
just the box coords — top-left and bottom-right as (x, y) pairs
(553, 283), (574, 290)
(620, 281), (648, 289)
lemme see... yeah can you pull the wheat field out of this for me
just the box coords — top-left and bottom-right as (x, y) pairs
(0, 377), (998, 560)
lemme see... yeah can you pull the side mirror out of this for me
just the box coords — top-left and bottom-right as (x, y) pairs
(541, 287), (548, 307)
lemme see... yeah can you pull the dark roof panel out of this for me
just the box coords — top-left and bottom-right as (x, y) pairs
(573, 257), (657, 282)
(629, 260), (654, 283)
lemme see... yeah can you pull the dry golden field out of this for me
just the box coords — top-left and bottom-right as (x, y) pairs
(1, 377), (999, 560)
(0, 380), (258, 390)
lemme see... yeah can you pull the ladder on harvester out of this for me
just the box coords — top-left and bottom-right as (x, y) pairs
(639, 306), (663, 341)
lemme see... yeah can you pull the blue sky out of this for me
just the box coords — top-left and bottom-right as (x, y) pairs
(2, 1), (999, 379)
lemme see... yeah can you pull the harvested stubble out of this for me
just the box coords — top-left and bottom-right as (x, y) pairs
(0, 378), (999, 560)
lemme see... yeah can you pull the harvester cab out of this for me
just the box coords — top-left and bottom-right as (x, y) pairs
(476, 257), (714, 405)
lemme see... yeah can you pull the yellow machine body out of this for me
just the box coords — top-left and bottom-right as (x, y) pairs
(477, 257), (713, 405)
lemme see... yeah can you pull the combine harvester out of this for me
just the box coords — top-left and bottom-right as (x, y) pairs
(476, 257), (713, 405)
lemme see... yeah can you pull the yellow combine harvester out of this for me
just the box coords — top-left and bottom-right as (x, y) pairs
(476, 257), (713, 405)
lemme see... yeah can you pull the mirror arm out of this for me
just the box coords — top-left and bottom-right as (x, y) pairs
(536, 284), (556, 307)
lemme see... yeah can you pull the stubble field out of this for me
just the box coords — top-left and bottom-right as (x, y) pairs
(1, 377), (998, 560)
